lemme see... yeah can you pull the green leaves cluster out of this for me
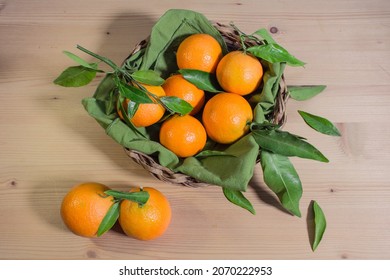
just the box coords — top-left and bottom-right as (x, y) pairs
(248, 118), (332, 250)
(53, 46), (193, 119)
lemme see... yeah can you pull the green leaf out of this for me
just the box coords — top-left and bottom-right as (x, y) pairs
(159, 96), (193, 115)
(131, 70), (165, 86)
(117, 96), (147, 139)
(104, 190), (150, 205)
(288, 85), (326, 101)
(253, 28), (276, 44)
(178, 69), (222, 93)
(53, 66), (97, 87)
(252, 129), (329, 162)
(127, 100), (139, 119)
(247, 43), (305, 66)
(77, 45), (119, 71)
(260, 151), (302, 217)
(312, 200), (327, 251)
(63, 51), (103, 72)
(222, 188), (255, 214)
(97, 201), (119, 237)
(116, 80), (154, 104)
(298, 110), (341, 136)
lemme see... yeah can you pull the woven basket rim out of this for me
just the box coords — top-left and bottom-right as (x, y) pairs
(122, 23), (289, 188)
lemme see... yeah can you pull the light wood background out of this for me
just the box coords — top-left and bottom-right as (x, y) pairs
(1, 0), (389, 260)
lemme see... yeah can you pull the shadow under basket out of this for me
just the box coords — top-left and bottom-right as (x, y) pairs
(122, 23), (289, 188)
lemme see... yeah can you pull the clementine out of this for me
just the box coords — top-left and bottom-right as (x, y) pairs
(159, 114), (207, 157)
(176, 33), (223, 73)
(162, 74), (205, 115)
(119, 187), (171, 241)
(216, 51), (263, 96)
(60, 182), (114, 238)
(202, 92), (253, 144)
(119, 84), (166, 127)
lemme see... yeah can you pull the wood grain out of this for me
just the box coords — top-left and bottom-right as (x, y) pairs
(1, 0), (390, 259)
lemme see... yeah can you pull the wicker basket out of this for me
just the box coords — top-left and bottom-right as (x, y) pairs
(122, 23), (289, 188)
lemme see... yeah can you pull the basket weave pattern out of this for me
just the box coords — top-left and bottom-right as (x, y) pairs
(124, 23), (289, 188)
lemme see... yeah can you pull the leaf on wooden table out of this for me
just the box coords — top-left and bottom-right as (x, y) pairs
(298, 110), (341, 136)
(288, 85), (326, 101)
(311, 200), (327, 251)
(252, 129), (329, 162)
(53, 66), (97, 87)
(260, 151), (302, 217)
(223, 188), (256, 214)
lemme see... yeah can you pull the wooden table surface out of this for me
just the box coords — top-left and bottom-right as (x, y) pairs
(1, 0), (389, 260)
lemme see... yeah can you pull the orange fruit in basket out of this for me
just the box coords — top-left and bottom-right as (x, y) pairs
(176, 33), (223, 73)
(202, 92), (253, 144)
(162, 74), (205, 115)
(216, 51), (263, 96)
(119, 84), (166, 127)
(60, 182), (114, 238)
(159, 114), (207, 157)
(119, 187), (171, 241)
